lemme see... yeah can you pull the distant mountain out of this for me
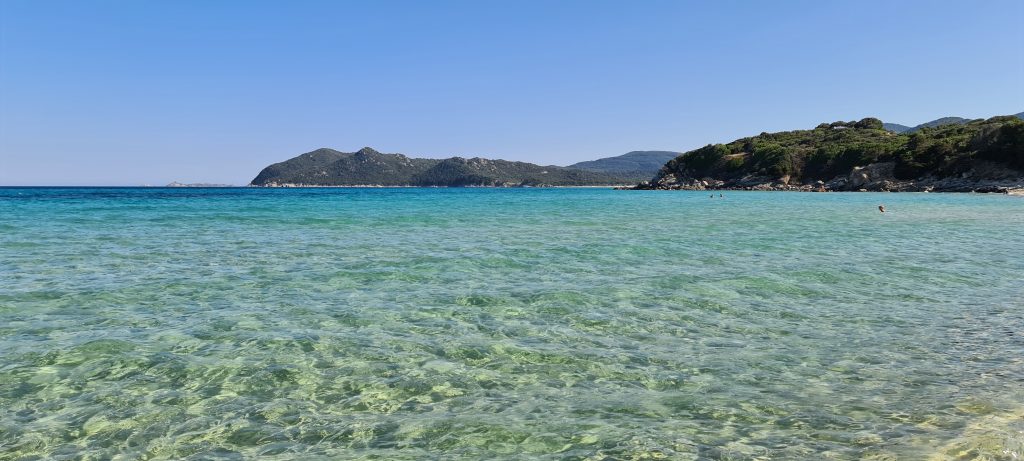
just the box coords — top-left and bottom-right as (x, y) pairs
(251, 147), (630, 187)
(885, 114), (1024, 133)
(884, 116), (973, 133)
(881, 123), (913, 133)
(567, 151), (680, 181)
(915, 116), (971, 130)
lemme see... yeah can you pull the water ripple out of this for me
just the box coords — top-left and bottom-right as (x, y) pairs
(1, 188), (1023, 459)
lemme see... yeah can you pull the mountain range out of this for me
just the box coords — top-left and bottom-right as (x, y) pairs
(250, 147), (630, 187)
(250, 112), (1024, 188)
(566, 151), (680, 181)
(883, 112), (1024, 133)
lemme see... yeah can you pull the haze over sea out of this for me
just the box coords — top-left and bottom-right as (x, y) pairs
(1, 187), (1023, 459)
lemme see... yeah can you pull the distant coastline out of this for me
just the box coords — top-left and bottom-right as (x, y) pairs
(249, 147), (632, 187)
(166, 181), (235, 187)
(249, 183), (631, 188)
(246, 113), (1022, 192)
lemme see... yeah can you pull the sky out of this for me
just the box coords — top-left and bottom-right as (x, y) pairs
(1, 0), (1022, 185)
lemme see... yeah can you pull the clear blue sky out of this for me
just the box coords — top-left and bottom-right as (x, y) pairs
(1, 0), (1022, 185)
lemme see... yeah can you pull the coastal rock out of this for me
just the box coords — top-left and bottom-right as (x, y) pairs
(627, 115), (1024, 193)
(974, 185), (1010, 194)
(847, 162), (895, 190)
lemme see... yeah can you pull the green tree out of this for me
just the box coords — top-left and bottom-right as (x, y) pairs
(854, 117), (884, 130)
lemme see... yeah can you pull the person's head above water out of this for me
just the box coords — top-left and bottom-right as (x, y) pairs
(878, 205), (886, 213)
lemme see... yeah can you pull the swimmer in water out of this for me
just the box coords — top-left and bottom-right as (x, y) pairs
(878, 205), (885, 213)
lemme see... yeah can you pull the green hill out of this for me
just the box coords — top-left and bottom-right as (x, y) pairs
(637, 115), (1024, 192)
(883, 115), (1008, 134)
(882, 122), (913, 133)
(914, 116), (970, 130)
(567, 151), (680, 181)
(251, 147), (629, 187)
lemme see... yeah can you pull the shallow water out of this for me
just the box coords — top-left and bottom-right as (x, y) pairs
(1, 187), (1022, 460)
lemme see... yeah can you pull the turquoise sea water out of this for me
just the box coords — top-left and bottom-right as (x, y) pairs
(1, 187), (1022, 460)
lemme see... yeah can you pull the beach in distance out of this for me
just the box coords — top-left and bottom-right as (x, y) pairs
(2, 187), (1022, 459)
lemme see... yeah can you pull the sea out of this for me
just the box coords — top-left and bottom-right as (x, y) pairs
(1, 187), (1022, 460)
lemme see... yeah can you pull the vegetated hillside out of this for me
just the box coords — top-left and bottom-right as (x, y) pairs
(914, 116), (970, 130)
(883, 116), (970, 134)
(251, 147), (629, 186)
(637, 115), (1024, 192)
(250, 148), (357, 184)
(567, 151), (680, 181)
(882, 122), (913, 133)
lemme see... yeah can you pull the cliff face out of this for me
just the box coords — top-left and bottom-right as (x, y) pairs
(250, 147), (628, 187)
(634, 115), (1024, 193)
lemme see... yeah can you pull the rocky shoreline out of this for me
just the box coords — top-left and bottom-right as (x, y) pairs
(626, 162), (1024, 194)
